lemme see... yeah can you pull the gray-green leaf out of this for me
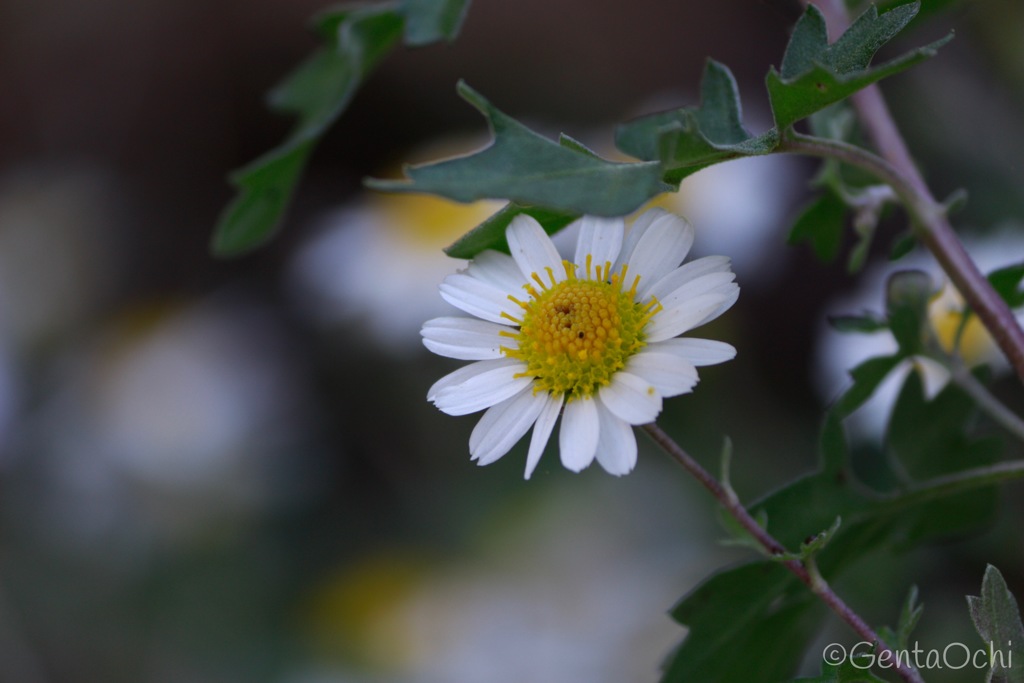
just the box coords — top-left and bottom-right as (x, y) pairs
(767, 3), (952, 131)
(212, 4), (405, 256)
(367, 81), (671, 218)
(443, 203), (578, 259)
(967, 565), (1024, 683)
(615, 60), (778, 184)
(403, 0), (470, 46)
(211, 0), (474, 257)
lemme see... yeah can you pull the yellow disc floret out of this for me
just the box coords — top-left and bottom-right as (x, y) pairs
(501, 258), (660, 401)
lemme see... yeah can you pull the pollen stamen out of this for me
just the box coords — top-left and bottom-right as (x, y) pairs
(502, 257), (653, 401)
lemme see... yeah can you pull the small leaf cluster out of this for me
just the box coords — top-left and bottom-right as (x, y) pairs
(399, 2), (949, 259)
(661, 255), (1024, 683)
(210, 0), (470, 256)
(210, 0), (950, 259)
(660, 370), (1003, 681)
(968, 565), (1024, 683)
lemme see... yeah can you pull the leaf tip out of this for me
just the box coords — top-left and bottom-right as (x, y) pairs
(363, 175), (410, 193)
(455, 79), (487, 110)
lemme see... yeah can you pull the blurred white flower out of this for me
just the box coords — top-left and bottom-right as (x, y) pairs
(815, 228), (1024, 438)
(291, 472), (725, 683)
(287, 133), (509, 357)
(288, 192), (505, 355)
(27, 296), (311, 552)
(648, 152), (801, 286)
(423, 209), (737, 478)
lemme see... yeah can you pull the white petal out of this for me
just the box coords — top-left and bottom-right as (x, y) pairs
(644, 255), (732, 301)
(573, 215), (623, 278)
(558, 397), (600, 472)
(469, 387), (548, 466)
(623, 210), (695, 298)
(594, 399), (637, 476)
(626, 351), (699, 398)
(430, 358), (533, 416)
(692, 286), (741, 328)
(647, 271), (736, 312)
(469, 250), (528, 293)
(525, 392), (563, 479)
(645, 286), (739, 342)
(911, 355), (951, 400)
(428, 360), (490, 401)
(439, 273), (522, 325)
(615, 207), (663, 272)
(598, 371), (662, 425)
(421, 317), (516, 360)
(651, 338), (737, 366)
(506, 214), (565, 284)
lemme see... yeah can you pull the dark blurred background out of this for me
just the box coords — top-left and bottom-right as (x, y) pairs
(1, 1), (1023, 681)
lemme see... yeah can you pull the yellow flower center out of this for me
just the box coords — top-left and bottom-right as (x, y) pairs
(930, 301), (994, 365)
(502, 258), (660, 401)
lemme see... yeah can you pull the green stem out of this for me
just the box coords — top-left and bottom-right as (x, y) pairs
(641, 423), (926, 683)
(884, 460), (1024, 508)
(949, 364), (1024, 444)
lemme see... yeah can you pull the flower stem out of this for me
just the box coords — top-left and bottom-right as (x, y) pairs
(949, 364), (1024, 444)
(793, 0), (1024, 386)
(888, 459), (1024, 507)
(641, 422), (926, 683)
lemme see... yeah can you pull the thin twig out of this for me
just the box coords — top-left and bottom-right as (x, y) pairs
(641, 423), (926, 683)
(950, 364), (1024, 443)
(885, 459), (1024, 507)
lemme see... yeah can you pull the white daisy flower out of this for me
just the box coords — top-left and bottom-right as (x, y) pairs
(421, 208), (739, 478)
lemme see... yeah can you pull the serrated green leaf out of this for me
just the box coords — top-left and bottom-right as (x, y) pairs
(829, 2), (921, 74)
(846, 212), (876, 274)
(967, 565), (1024, 682)
(212, 4), (405, 256)
(665, 400), (1004, 681)
(615, 60), (778, 184)
(810, 101), (858, 141)
(896, 585), (924, 649)
(558, 133), (602, 158)
(788, 191), (847, 262)
(791, 656), (888, 683)
(888, 231), (917, 260)
(767, 3), (951, 130)
(669, 561), (794, 649)
(443, 203), (578, 259)
(798, 516), (843, 559)
(882, 370), (1001, 547)
(942, 187), (970, 215)
(988, 263), (1024, 309)
(403, 0), (470, 46)
(717, 506), (770, 554)
(271, 5), (404, 131)
(779, 2), (830, 80)
(790, 658), (888, 682)
(833, 354), (903, 418)
(879, 585), (924, 652)
(828, 314), (889, 334)
(212, 0), (474, 256)
(368, 81), (670, 216)
(887, 368), (998, 480)
(661, 561), (822, 682)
